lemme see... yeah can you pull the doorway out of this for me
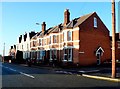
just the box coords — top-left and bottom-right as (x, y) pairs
(96, 47), (104, 65)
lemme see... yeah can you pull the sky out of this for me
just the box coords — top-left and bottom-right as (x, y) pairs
(0, 2), (119, 56)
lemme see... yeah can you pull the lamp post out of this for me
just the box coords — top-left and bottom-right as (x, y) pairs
(111, 0), (116, 78)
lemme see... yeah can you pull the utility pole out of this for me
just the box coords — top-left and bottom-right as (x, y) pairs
(111, 0), (116, 78)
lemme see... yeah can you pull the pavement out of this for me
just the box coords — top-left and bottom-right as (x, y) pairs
(17, 62), (120, 82)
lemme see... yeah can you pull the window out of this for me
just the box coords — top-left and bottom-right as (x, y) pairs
(118, 42), (120, 48)
(53, 35), (57, 43)
(63, 32), (67, 41)
(49, 50), (57, 60)
(44, 39), (46, 45)
(50, 50), (52, 60)
(22, 45), (23, 49)
(37, 51), (40, 60)
(39, 39), (42, 46)
(67, 31), (72, 41)
(68, 49), (72, 61)
(53, 50), (57, 60)
(49, 36), (51, 44)
(33, 41), (35, 47)
(63, 48), (72, 62)
(94, 17), (97, 28)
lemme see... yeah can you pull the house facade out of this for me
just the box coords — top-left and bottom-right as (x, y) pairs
(115, 33), (120, 60)
(9, 45), (16, 59)
(16, 31), (36, 60)
(29, 9), (111, 66)
(110, 33), (120, 61)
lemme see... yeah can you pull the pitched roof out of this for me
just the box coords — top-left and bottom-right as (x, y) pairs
(47, 24), (63, 34)
(31, 12), (95, 38)
(74, 12), (95, 28)
(29, 31), (36, 39)
(32, 32), (40, 39)
(24, 33), (27, 41)
(19, 35), (22, 43)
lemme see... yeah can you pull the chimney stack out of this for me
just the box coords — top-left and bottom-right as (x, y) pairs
(14, 45), (16, 49)
(64, 9), (70, 26)
(11, 46), (13, 49)
(41, 22), (46, 34)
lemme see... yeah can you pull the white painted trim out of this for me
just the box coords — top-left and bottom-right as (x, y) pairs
(79, 52), (85, 54)
(96, 47), (104, 53)
(63, 47), (73, 62)
(63, 40), (80, 43)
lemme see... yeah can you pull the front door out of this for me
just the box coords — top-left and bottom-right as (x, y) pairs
(96, 53), (101, 65)
(96, 47), (104, 65)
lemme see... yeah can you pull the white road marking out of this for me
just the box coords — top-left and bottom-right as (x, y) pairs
(2, 65), (35, 79)
(20, 72), (35, 79)
(56, 71), (73, 75)
(9, 68), (17, 72)
(78, 70), (100, 73)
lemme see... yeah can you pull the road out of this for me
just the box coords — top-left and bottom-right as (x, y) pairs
(1, 62), (120, 88)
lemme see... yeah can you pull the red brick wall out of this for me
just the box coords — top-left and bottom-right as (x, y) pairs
(78, 13), (111, 66)
(73, 48), (79, 64)
(116, 41), (120, 60)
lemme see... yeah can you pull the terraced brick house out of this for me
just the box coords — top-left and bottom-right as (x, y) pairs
(16, 31), (36, 60)
(110, 33), (120, 61)
(29, 9), (111, 66)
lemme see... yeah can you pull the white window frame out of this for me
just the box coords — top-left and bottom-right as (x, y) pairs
(94, 17), (97, 28)
(63, 48), (72, 62)
(63, 31), (67, 41)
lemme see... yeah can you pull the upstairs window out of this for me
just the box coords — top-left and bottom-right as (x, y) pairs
(33, 41), (35, 47)
(67, 31), (72, 41)
(22, 45), (23, 49)
(63, 32), (67, 41)
(94, 17), (97, 28)
(39, 39), (42, 46)
(44, 39), (46, 45)
(49, 36), (51, 44)
(53, 35), (57, 43)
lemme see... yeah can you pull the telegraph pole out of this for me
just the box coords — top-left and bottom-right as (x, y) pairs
(111, 0), (116, 78)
